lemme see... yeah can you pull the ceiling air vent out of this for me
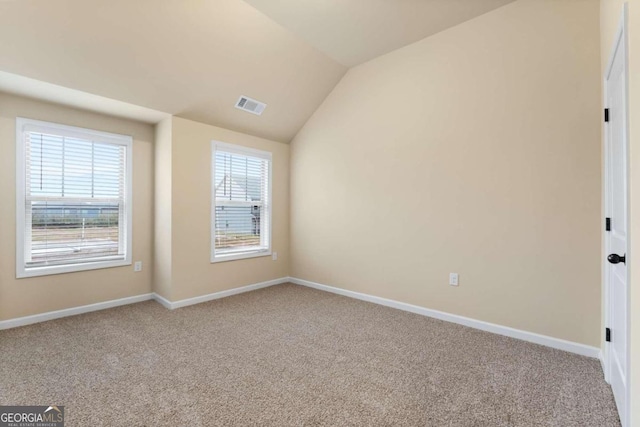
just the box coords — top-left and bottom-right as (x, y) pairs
(235, 95), (267, 116)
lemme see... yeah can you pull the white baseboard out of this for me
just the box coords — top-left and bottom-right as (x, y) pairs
(152, 292), (173, 310)
(153, 277), (289, 310)
(0, 293), (153, 330)
(0, 276), (602, 361)
(0, 277), (288, 329)
(290, 277), (601, 359)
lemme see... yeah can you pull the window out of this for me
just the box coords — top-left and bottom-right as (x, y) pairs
(16, 118), (132, 278)
(211, 141), (271, 262)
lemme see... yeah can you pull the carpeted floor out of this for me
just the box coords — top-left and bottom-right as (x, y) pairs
(0, 283), (620, 426)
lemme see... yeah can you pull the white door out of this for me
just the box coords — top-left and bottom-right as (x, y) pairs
(604, 7), (629, 427)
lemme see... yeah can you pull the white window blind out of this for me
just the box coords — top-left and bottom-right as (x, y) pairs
(16, 118), (132, 277)
(212, 142), (271, 262)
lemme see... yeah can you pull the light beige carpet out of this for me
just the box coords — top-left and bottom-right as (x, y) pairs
(0, 283), (620, 426)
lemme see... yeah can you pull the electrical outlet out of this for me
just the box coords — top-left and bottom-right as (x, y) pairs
(449, 273), (459, 286)
(134, 261), (143, 272)
(272, 252), (278, 261)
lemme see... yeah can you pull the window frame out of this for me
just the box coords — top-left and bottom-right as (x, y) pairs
(211, 141), (272, 263)
(15, 117), (133, 278)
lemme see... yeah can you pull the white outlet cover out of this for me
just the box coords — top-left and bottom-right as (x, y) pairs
(449, 273), (459, 286)
(134, 261), (143, 272)
(272, 252), (278, 261)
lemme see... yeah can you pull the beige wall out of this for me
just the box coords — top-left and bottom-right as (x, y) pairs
(601, 0), (627, 64)
(154, 117), (173, 300)
(0, 95), (288, 318)
(157, 117), (289, 301)
(290, 0), (602, 346)
(601, 0), (640, 423)
(0, 92), (154, 320)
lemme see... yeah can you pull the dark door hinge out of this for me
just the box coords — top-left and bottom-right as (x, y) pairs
(606, 327), (611, 342)
(606, 217), (611, 231)
(605, 108), (610, 122)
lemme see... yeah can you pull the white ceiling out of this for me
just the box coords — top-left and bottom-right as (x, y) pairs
(242, 0), (517, 67)
(0, 0), (516, 142)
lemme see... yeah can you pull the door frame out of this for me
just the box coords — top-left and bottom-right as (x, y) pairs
(603, 3), (630, 427)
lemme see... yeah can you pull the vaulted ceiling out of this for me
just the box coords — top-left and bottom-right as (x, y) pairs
(243, 0), (517, 67)
(0, 0), (516, 142)
(0, 0), (346, 142)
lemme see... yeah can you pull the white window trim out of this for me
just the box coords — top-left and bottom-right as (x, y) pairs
(15, 117), (133, 278)
(211, 141), (272, 263)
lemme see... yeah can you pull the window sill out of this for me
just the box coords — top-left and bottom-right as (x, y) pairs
(211, 249), (271, 263)
(17, 258), (131, 279)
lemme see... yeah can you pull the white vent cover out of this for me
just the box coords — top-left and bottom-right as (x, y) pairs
(235, 96), (267, 116)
